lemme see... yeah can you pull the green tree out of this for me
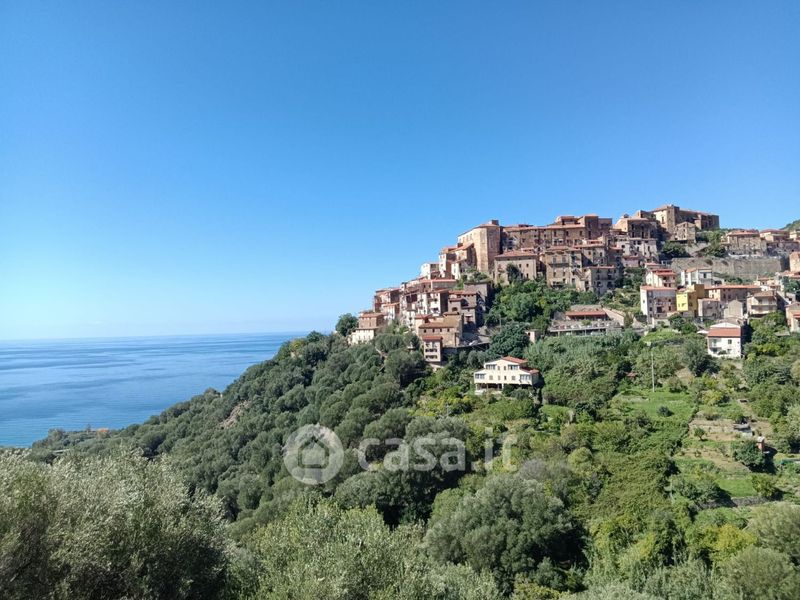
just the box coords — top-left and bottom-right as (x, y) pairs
(671, 469), (722, 504)
(661, 241), (689, 259)
(425, 474), (582, 594)
(751, 473), (779, 499)
(384, 349), (427, 387)
(0, 450), (232, 600)
(506, 264), (524, 284)
(248, 498), (499, 599)
(731, 439), (766, 471)
(748, 502), (800, 563)
(682, 337), (717, 376)
(335, 313), (359, 337)
(564, 584), (658, 600)
(488, 322), (531, 358)
(719, 546), (800, 600)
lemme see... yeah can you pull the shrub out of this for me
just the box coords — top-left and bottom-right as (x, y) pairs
(750, 473), (779, 499)
(731, 439), (766, 471)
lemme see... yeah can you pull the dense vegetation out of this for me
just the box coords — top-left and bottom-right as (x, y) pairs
(5, 277), (800, 598)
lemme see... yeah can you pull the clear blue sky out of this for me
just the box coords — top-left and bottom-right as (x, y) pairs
(1, 1), (798, 339)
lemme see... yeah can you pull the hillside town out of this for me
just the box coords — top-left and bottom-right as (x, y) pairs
(348, 204), (800, 371)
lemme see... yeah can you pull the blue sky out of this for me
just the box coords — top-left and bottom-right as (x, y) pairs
(1, 1), (798, 339)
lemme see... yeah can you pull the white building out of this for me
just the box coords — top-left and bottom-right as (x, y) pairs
(787, 303), (800, 334)
(706, 323), (744, 359)
(640, 286), (677, 324)
(680, 268), (715, 287)
(473, 356), (540, 394)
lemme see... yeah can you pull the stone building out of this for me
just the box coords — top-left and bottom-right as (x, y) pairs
(790, 251), (800, 274)
(648, 204), (720, 234)
(492, 250), (539, 284)
(457, 220), (502, 274)
(725, 230), (766, 256)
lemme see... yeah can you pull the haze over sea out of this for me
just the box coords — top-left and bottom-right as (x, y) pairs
(0, 333), (299, 447)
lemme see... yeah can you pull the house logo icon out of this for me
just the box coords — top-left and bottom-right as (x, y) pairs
(283, 424), (344, 485)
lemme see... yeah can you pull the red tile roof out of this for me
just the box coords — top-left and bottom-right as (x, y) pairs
(707, 326), (742, 338)
(500, 356), (528, 365)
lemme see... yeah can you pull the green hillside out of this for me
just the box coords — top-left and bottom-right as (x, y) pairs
(5, 283), (800, 599)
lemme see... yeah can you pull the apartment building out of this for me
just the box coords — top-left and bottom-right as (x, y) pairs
(438, 243), (476, 280)
(416, 314), (462, 348)
(473, 356), (540, 394)
(747, 291), (782, 317)
(640, 287), (677, 323)
(680, 268), (715, 287)
(645, 267), (677, 288)
(421, 336), (444, 364)
(541, 246), (585, 288)
(613, 236), (659, 260)
(579, 265), (621, 296)
(698, 298), (723, 320)
(493, 250), (539, 284)
(705, 285), (761, 304)
(349, 311), (386, 345)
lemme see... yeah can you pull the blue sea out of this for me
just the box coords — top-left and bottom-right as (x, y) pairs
(0, 333), (299, 447)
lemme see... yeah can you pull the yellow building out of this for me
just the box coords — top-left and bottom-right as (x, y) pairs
(676, 284), (706, 316)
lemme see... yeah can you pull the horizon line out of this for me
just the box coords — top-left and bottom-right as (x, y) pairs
(0, 329), (328, 344)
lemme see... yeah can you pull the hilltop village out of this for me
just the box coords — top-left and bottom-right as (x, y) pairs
(349, 204), (800, 372)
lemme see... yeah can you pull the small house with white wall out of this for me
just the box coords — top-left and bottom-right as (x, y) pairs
(706, 322), (744, 359)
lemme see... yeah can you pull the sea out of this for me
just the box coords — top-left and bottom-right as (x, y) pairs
(0, 333), (300, 447)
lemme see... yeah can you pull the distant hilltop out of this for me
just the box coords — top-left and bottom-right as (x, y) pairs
(347, 203), (800, 364)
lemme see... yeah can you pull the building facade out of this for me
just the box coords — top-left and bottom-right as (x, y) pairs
(473, 356), (540, 394)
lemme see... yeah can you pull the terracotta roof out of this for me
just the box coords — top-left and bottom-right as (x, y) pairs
(500, 356), (528, 365)
(421, 335), (443, 342)
(496, 250), (538, 259)
(707, 327), (742, 338)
